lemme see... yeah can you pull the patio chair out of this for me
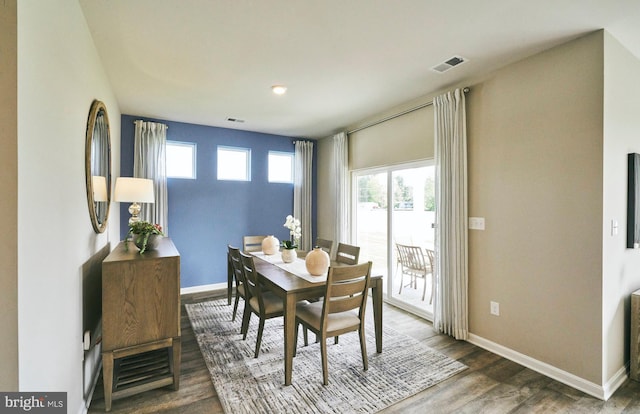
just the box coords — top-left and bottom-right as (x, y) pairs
(396, 243), (433, 302)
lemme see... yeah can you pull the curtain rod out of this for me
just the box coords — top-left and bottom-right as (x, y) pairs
(347, 87), (469, 135)
(133, 120), (168, 129)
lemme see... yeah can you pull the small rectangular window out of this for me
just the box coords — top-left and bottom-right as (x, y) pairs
(268, 152), (294, 183)
(218, 146), (250, 181)
(166, 141), (196, 179)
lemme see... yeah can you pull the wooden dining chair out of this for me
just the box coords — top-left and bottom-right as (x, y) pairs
(327, 242), (361, 344)
(314, 238), (333, 256)
(227, 246), (248, 325)
(336, 242), (360, 265)
(239, 251), (285, 358)
(396, 243), (432, 302)
(243, 235), (267, 252)
(294, 261), (373, 385)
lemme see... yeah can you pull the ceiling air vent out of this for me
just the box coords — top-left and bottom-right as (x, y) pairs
(431, 56), (467, 73)
(226, 117), (245, 123)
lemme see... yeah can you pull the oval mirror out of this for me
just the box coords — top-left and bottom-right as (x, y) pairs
(85, 100), (112, 233)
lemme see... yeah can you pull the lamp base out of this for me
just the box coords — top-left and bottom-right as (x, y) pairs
(128, 202), (141, 224)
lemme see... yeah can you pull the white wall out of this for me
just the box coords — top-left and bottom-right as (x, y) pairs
(17, 1), (120, 412)
(317, 30), (640, 398)
(0, 0), (18, 391)
(467, 31), (604, 386)
(602, 32), (640, 385)
(316, 137), (336, 242)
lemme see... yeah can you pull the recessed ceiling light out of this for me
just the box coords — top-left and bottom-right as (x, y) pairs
(272, 85), (287, 95)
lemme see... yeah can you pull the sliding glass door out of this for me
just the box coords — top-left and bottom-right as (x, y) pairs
(353, 162), (435, 319)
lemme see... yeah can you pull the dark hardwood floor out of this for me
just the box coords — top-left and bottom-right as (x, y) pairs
(89, 291), (640, 413)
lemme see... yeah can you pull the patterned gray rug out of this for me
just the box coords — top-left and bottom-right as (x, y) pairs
(185, 298), (466, 414)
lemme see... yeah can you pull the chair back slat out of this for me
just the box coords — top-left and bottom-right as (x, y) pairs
(329, 278), (367, 298)
(336, 243), (360, 265)
(243, 235), (267, 252)
(328, 293), (366, 314)
(322, 262), (372, 321)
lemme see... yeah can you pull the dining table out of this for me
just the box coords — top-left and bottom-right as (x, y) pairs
(248, 251), (383, 386)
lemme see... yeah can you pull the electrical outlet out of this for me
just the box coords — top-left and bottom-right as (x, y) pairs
(490, 301), (500, 316)
(469, 217), (485, 230)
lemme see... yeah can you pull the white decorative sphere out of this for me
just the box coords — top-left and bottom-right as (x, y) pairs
(262, 235), (280, 255)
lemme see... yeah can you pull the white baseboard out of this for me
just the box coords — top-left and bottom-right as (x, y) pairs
(603, 364), (629, 400)
(180, 282), (227, 295)
(467, 333), (627, 401)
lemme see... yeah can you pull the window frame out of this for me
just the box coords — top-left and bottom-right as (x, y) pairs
(268, 151), (294, 184)
(217, 145), (251, 181)
(351, 160), (435, 321)
(166, 140), (197, 179)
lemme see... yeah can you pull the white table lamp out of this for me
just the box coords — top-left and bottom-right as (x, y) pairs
(114, 177), (155, 224)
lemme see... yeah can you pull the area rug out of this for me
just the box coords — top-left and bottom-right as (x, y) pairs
(185, 298), (467, 414)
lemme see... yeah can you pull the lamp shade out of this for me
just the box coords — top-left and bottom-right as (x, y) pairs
(114, 177), (155, 203)
(92, 175), (108, 202)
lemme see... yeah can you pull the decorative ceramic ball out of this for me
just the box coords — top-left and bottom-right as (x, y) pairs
(262, 235), (280, 255)
(305, 247), (330, 276)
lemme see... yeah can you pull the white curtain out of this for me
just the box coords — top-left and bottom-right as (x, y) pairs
(294, 140), (313, 251)
(333, 132), (349, 246)
(134, 120), (168, 233)
(433, 88), (468, 340)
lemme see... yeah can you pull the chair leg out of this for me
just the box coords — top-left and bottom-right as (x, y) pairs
(241, 310), (252, 340)
(359, 327), (369, 371)
(334, 336), (339, 345)
(321, 337), (329, 386)
(294, 323), (299, 357)
(422, 275), (427, 301)
(254, 318), (265, 358)
(303, 326), (309, 346)
(232, 293), (240, 321)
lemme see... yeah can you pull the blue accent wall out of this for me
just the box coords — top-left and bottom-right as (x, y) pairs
(120, 115), (316, 288)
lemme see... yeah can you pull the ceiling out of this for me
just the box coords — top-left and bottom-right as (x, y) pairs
(80, 0), (640, 139)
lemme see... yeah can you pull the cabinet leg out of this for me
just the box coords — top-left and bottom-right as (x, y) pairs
(102, 352), (114, 412)
(172, 338), (181, 390)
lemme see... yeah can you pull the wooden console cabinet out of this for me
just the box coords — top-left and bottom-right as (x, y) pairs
(101, 237), (181, 411)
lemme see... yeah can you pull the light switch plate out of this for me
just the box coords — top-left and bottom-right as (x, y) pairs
(490, 301), (500, 316)
(469, 217), (485, 230)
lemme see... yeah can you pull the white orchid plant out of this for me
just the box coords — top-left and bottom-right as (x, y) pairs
(282, 215), (301, 249)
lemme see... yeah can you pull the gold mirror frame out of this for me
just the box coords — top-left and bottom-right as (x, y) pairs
(85, 100), (112, 233)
